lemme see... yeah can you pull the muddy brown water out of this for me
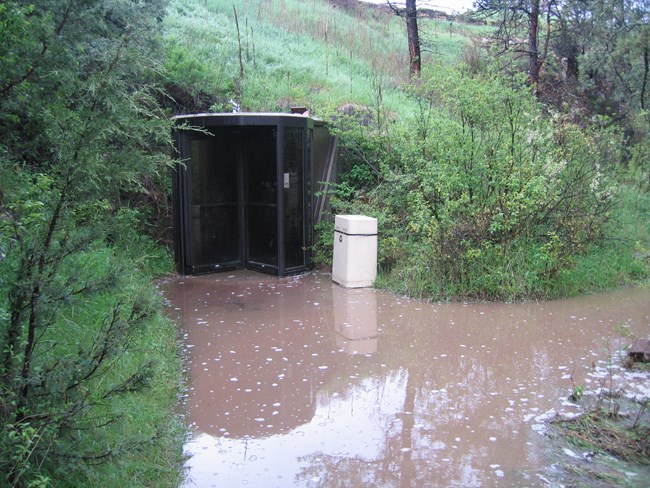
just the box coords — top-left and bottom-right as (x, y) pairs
(160, 271), (650, 487)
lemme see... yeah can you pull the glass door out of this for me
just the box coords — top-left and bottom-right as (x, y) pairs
(175, 117), (312, 277)
(185, 132), (240, 273)
(244, 127), (278, 272)
(283, 127), (307, 271)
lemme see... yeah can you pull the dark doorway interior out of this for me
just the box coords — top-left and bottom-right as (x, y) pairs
(173, 114), (320, 277)
(185, 126), (280, 274)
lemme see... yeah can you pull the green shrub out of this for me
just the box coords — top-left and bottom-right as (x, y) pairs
(0, 169), (182, 487)
(328, 63), (647, 300)
(0, 0), (183, 484)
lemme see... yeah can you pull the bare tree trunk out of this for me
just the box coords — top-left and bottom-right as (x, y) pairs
(528, 0), (540, 85)
(406, 0), (421, 77)
(233, 5), (244, 80)
(641, 44), (648, 110)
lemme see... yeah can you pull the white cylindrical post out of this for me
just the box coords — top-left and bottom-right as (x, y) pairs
(332, 215), (377, 288)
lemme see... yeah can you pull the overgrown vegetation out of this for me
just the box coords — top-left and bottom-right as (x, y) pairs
(162, 0), (483, 114)
(169, 0), (647, 301)
(310, 2), (649, 301)
(319, 62), (648, 300)
(0, 0), (182, 486)
(550, 351), (650, 487)
(1, 0), (648, 484)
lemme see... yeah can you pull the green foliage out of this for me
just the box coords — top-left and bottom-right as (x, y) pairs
(0, 0), (182, 485)
(312, 219), (335, 268)
(326, 63), (645, 300)
(569, 384), (584, 403)
(574, 0), (650, 122)
(162, 0), (477, 113)
(550, 178), (650, 297)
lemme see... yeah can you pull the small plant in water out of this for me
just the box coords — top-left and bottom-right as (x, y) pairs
(568, 364), (584, 403)
(569, 384), (585, 403)
(549, 341), (650, 487)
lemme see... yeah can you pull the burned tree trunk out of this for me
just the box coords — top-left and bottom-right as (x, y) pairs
(527, 0), (540, 85)
(476, 0), (549, 88)
(388, 0), (421, 78)
(406, 0), (421, 77)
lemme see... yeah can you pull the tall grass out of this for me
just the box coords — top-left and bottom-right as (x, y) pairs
(549, 183), (650, 297)
(163, 0), (478, 113)
(63, 255), (184, 487)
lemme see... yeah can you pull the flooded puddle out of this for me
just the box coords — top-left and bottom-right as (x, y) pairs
(160, 272), (650, 487)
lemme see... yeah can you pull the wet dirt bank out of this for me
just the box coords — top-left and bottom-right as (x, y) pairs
(160, 272), (649, 487)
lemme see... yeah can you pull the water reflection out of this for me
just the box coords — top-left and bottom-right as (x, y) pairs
(333, 285), (378, 355)
(168, 273), (336, 439)
(160, 272), (650, 487)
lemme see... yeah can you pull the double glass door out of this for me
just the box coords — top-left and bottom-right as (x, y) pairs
(181, 125), (308, 275)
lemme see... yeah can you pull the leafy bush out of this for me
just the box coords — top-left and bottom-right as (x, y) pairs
(0, 1), (182, 485)
(327, 63), (640, 300)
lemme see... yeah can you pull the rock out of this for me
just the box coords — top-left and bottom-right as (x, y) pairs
(627, 338), (650, 363)
(335, 103), (374, 127)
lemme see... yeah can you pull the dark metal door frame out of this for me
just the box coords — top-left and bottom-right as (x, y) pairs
(173, 114), (315, 277)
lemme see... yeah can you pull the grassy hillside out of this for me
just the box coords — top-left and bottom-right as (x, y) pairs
(163, 0), (483, 114)
(162, 0), (649, 302)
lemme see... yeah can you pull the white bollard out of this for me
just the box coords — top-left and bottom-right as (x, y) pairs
(332, 215), (377, 288)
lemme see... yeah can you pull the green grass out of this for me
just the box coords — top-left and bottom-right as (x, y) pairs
(49, 248), (184, 487)
(550, 184), (650, 298)
(82, 311), (185, 488)
(163, 0), (480, 114)
(87, 243), (183, 487)
(0, 237), (183, 486)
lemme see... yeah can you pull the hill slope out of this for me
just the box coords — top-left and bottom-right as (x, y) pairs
(163, 0), (480, 114)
